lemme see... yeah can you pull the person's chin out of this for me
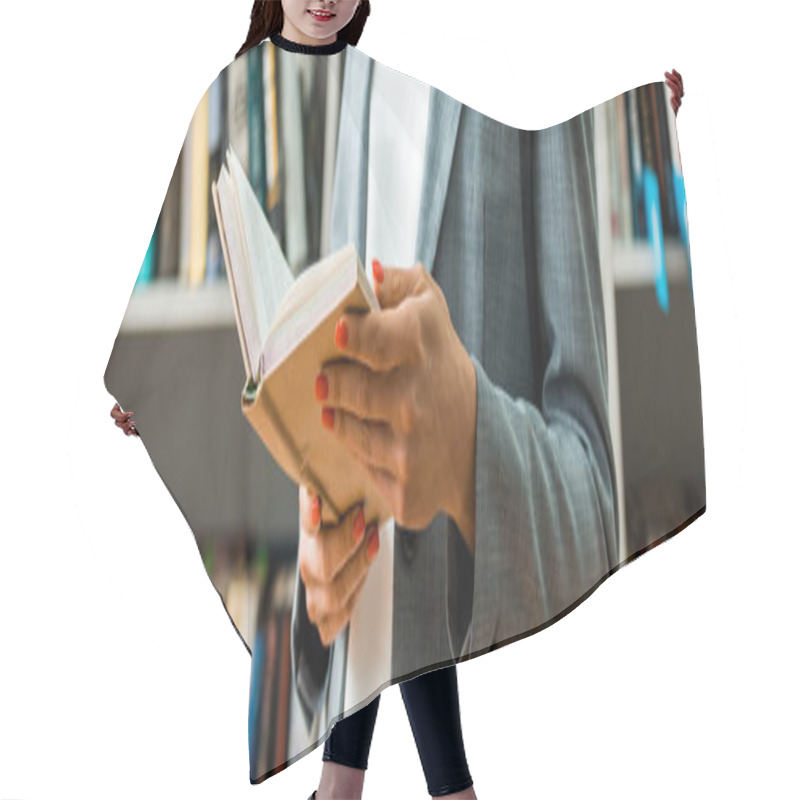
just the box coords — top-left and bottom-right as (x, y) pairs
(299, 21), (339, 42)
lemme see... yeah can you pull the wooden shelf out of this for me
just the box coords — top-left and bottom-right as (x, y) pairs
(119, 279), (235, 334)
(612, 239), (689, 288)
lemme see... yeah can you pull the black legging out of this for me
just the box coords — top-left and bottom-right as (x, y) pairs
(323, 664), (473, 797)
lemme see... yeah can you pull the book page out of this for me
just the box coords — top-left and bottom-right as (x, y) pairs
(227, 147), (294, 377)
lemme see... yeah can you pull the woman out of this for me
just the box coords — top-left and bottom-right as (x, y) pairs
(111, 3), (686, 799)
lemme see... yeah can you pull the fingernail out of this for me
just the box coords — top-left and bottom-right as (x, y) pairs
(311, 496), (320, 526)
(335, 317), (348, 349)
(367, 526), (379, 562)
(372, 258), (384, 284)
(322, 407), (335, 430)
(353, 507), (365, 543)
(315, 373), (328, 401)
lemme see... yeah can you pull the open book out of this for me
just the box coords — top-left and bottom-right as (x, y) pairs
(211, 145), (393, 530)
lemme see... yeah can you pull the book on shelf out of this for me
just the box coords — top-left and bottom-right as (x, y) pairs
(611, 83), (684, 248)
(135, 220), (159, 287)
(157, 147), (183, 281)
(211, 144), (393, 529)
(250, 561), (295, 778)
(206, 71), (228, 283)
(132, 44), (339, 294)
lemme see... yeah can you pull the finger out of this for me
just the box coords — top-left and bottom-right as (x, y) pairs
(364, 461), (397, 509)
(334, 306), (418, 372)
(665, 77), (679, 98)
(112, 409), (135, 424)
(300, 502), (368, 586)
(372, 261), (426, 310)
(305, 523), (378, 623)
(313, 526), (375, 615)
(323, 406), (398, 477)
(315, 571), (369, 647)
(317, 359), (398, 423)
(300, 484), (322, 533)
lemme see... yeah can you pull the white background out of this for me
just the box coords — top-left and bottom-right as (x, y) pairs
(1, 1), (797, 798)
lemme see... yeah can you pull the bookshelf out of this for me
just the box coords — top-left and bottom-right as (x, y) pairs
(612, 240), (689, 288)
(106, 42), (349, 781)
(593, 81), (705, 565)
(121, 279), (235, 333)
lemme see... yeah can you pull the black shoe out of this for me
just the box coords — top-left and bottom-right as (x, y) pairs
(307, 793), (317, 800)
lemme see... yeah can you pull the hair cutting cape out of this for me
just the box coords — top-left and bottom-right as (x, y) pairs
(104, 38), (706, 784)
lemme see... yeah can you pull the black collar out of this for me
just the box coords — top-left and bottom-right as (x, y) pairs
(270, 31), (348, 55)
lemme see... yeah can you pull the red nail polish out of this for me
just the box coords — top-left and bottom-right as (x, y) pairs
(335, 318), (348, 349)
(315, 373), (328, 401)
(353, 508), (365, 543)
(322, 407), (335, 430)
(367, 526), (380, 562)
(372, 258), (384, 284)
(311, 497), (320, 526)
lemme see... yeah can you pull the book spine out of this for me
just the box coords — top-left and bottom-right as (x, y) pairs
(188, 89), (210, 288)
(606, 98), (621, 240)
(135, 220), (159, 287)
(278, 52), (309, 274)
(615, 94), (633, 244)
(626, 89), (645, 240)
(646, 82), (670, 239)
(206, 71), (227, 283)
(248, 46), (267, 209)
(178, 123), (193, 284)
(156, 148), (183, 279)
(638, 85), (669, 312)
(264, 41), (287, 255)
(274, 599), (292, 770)
(227, 55), (250, 177)
(652, 82), (678, 237)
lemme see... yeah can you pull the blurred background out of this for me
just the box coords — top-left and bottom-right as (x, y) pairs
(5, 1), (797, 798)
(103, 42), (705, 779)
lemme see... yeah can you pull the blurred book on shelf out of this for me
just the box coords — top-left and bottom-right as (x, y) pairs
(130, 42), (340, 297)
(606, 82), (685, 250)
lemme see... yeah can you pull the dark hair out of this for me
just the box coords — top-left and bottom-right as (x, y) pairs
(236, 1), (371, 59)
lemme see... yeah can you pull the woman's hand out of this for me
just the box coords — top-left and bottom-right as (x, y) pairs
(315, 259), (477, 551)
(111, 402), (139, 436)
(665, 68), (684, 115)
(298, 484), (380, 647)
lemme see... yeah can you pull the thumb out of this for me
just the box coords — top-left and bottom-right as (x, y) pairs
(371, 259), (425, 309)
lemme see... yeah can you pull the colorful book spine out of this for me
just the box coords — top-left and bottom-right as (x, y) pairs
(135, 219), (159, 288)
(248, 46), (267, 210)
(264, 42), (286, 254)
(638, 85), (668, 312)
(652, 82), (678, 237)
